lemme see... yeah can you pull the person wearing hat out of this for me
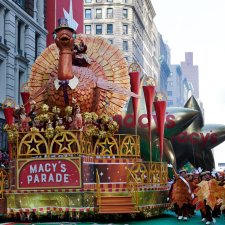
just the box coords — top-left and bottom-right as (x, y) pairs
(187, 172), (199, 217)
(200, 171), (211, 180)
(170, 167), (194, 221)
(213, 171), (225, 219)
(197, 171), (217, 225)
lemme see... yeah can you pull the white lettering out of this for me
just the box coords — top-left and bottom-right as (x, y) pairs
(27, 175), (32, 184)
(34, 174), (40, 183)
(25, 161), (73, 185)
(61, 164), (66, 172)
(41, 173), (46, 182)
(56, 173), (62, 182)
(26, 173), (71, 184)
(48, 173), (54, 182)
(52, 163), (57, 172)
(38, 164), (44, 173)
(64, 174), (69, 183)
(45, 163), (51, 172)
(30, 165), (37, 173)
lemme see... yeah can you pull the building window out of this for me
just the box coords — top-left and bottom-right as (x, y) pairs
(123, 24), (128, 34)
(85, 25), (91, 34)
(96, 8), (102, 19)
(13, 0), (25, 8)
(17, 22), (21, 53)
(107, 24), (113, 34)
(85, 0), (92, 3)
(17, 21), (25, 56)
(0, 60), (5, 103)
(168, 81), (173, 87)
(35, 32), (40, 59)
(167, 91), (172, 96)
(96, 24), (102, 34)
(18, 70), (24, 105)
(122, 0), (127, 3)
(96, 0), (102, 2)
(0, 119), (7, 151)
(108, 39), (113, 44)
(107, 0), (113, 2)
(123, 40), (128, 51)
(17, 22), (23, 55)
(125, 56), (129, 62)
(123, 8), (128, 18)
(85, 9), (92, 19)
(153, 39), (157, 56)
(168, 100), (173, 106)
(107, 8), (113, 18)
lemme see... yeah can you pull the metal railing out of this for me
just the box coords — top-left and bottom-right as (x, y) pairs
(96, 169), (101, 211)
(0, 168), (8, 198)
(0, 170), (3, 199)
(127, 162), (168, 187)
(127, 168), (139, 207)
(15, 130), (140, 158)
(126, 162), (168, 207)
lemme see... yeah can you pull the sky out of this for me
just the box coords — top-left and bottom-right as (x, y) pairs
(151, 0), (225, 169)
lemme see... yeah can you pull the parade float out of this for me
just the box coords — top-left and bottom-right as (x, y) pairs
(1, 18), (225, 222)
(0, 19), (170, 221)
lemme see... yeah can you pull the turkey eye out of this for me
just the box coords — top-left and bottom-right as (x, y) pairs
(73, 33), (76, 39)
(53, 33), (57, 39)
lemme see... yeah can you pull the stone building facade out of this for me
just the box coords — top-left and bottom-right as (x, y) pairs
(83, 0), (160, 80)
(0, 0), (47, 151)
(159, 34), (170, 93)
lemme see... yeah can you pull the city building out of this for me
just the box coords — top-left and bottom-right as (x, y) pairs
(158, 34), (170, 93)
(167, 65), (182, 107)
(83, 0), (160, 80)
(0, 0), (47, 151)
(167, 64), (193, 107)
(218, 162), (225, 171)
(180, 52), (199, 99)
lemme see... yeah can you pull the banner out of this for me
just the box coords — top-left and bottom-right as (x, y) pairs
(17, 158), (81, 189)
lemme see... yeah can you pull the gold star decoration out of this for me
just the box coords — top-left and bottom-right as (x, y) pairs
(22, 133), (48, 155)
(129, 62), (141, 73)
(2, 97), (16, 109)
(122, 135), (137, 155)
(96, 137), (118, 156)
(52, 131), (80, 154)
(146, 77), (156, 86)
(6, 102), (12, 107)
(156, 92), (164, 101)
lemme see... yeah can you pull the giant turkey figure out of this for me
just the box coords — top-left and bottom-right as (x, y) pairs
(28, 18), (136, 116)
